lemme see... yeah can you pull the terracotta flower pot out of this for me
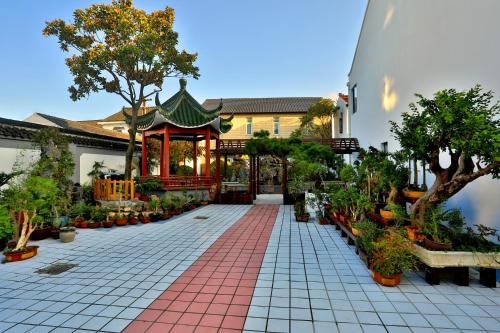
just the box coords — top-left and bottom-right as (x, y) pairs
(189, 204), (197, 210)
(88, 222), (101, 229)
(140, 216), (150, 224)
(161, 213), (171, 220)
(102, 220), (114, 228)
(115, 218), (128, 227)
(422, 237), (453, 251)
(4, 246), (39, 262)
(371, 268), (403, 287)
(403, 190), (426, 203)
(405, 226), (424, 241)
(295, 214), (310, 222)
(128, 217), (138, 225)
(76, 220), (89, 228)
(319, 218), (328, 225)
(351, 227), (360, 237)
(30, 227), (51, 241)
(379, 209), (395, 221)
(174, 209), (183, 215)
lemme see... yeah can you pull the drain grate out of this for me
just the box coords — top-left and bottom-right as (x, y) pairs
(35, 263), (78, 275)
(193, 216), (209, 220)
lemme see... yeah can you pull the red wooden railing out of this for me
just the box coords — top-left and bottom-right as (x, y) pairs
(141, 176), (217, 189)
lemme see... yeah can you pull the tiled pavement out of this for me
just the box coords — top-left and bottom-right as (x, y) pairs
(0, 204), (499, 333)
(124, 204), (279, 333)
(0, 205), (250, 333)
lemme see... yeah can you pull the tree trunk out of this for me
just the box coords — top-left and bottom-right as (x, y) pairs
(422, 160), (427, 191)
(413, 157), (418, 189)
(124, 108), (139, 180)
(387, 185), (398, 205)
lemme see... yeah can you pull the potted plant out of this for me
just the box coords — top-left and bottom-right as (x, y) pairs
(113, 213), (128, 226)
(419, 205), (453, 251)
(160, 196), (173, 220)
(102, 211), (114, 228)
(294, 200), (310, 222)
(127, 210), (138, 225)
(172, 195), (185, 215)
(3, 176), (59, 262)
(0, 205), (14, 251)
(70, 203), (91, 228)
(353, 219), (382, 267)
(148, 197), (162, 222)
(89, 206), (106, 228)
(59, 226), (76, 243)
(307, 189), (328, 225)
(371, 228), (417, 286)
(138, 211), (151, 224)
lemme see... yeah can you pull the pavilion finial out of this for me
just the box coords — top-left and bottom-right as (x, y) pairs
(179, 78), (187, 90)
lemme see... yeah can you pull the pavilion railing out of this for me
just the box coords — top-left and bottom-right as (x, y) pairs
(94, 179), (135, 201)
(144, 176), (218, 189)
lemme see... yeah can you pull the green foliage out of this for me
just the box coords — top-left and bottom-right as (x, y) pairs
(90, 206), (108, 222)
(299, 98), (337, 139)
(420, 205), (452, 244)
(87, 161), (105, 179)
(70, 203), (92, 220)
(353, 219), (382, 256)
(43, 0), (200, 179)
(306, 189), (327, 219)
(372, 227), (417, 276)
(294, 200), (307, 216)
(161, 194), (175, 212)
(339, 165), (357, 185)
(136, 178), (162, 194)
(0, 205), (14, 240)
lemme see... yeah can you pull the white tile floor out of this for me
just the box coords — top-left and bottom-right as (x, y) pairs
(244, 205), (500, 333)
(0, 205), (250, 333)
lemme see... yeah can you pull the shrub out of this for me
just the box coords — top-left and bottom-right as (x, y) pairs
(372, 228), (417, 276)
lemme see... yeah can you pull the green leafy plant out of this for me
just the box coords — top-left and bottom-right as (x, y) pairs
(420, 205), (452, 245)
(372, 227), (417, 276)
(294, 200), (308, 217)
(3, 176), (60, 251)
(70, 203), (92, 221)
(353, 219), (382, 256)
(306, 189), (327, 219)
(0, 205), (14, 240)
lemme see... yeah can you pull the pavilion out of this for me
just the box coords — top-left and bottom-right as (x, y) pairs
(126, 79), (233, 193)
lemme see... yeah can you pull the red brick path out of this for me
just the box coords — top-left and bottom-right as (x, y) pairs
(123, 204), (279, 333)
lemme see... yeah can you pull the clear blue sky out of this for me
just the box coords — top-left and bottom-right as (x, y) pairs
(0, 0), (367, 121)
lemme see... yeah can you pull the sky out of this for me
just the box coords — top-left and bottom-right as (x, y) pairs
(0, 0), (367, 121)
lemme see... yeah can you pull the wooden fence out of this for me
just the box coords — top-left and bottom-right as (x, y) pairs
(93, 179), (135, 201)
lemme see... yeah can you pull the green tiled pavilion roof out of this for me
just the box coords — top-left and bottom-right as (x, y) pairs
(125, 79), (233, 133)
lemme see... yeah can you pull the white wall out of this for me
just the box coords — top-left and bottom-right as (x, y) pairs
(348, 0), (500, 229)
(0, 139), (40, 175)
(77, 148), (126, 185)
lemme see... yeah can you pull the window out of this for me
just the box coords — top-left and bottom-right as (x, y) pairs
(381, 141), (388, 153)
(351, 84), (358, 114)
(273, 117), (280, 135)
(246, 117), (253, 135)
(339, 112), (343, 134)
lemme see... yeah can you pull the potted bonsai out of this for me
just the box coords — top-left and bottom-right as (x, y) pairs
(113, 213), (128, 226)
(294, 200), (310, 222)
(160, 196), (173, 220)
(371, 227), (417, 286)
(307, 189), (328, 225)
(419, 205), (453, 251)
(138, 211), (151, 224)
(3, 176), (59, 262)
(89, 206), (107, 228)
(127, 210), (138, 225)
(172, 195), (185, 215)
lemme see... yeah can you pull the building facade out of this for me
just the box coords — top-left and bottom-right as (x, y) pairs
(347, 0), (500, 229)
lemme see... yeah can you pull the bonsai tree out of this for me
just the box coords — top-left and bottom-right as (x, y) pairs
(299, 98), (338, 139)
(390, 86), (500, 224)
(43, 0), (199, 180)
(4, 176), (59, 251)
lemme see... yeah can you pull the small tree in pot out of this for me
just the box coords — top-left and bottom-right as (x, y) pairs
(3, 176), (59, 258)
(390, 86), (499, 225)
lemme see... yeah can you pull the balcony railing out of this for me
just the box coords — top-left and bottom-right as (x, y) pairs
(142, 176), (217, 189)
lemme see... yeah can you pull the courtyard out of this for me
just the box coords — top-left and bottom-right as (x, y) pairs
(0, 204), (498, 333)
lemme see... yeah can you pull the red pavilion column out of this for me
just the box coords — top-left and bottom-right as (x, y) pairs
(164, 126), (170, 178)
(141, 132), (147, 176)
(215, 137), (221, 198)
(159, 139), (164, 177)
(193, 140), (198, 177)
(205, 128), (211, 177)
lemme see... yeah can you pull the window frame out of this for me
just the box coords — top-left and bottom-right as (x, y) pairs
(273, 117), (280, 135)
(351, 84), (358, 114)
(246, 117), (253, 135)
